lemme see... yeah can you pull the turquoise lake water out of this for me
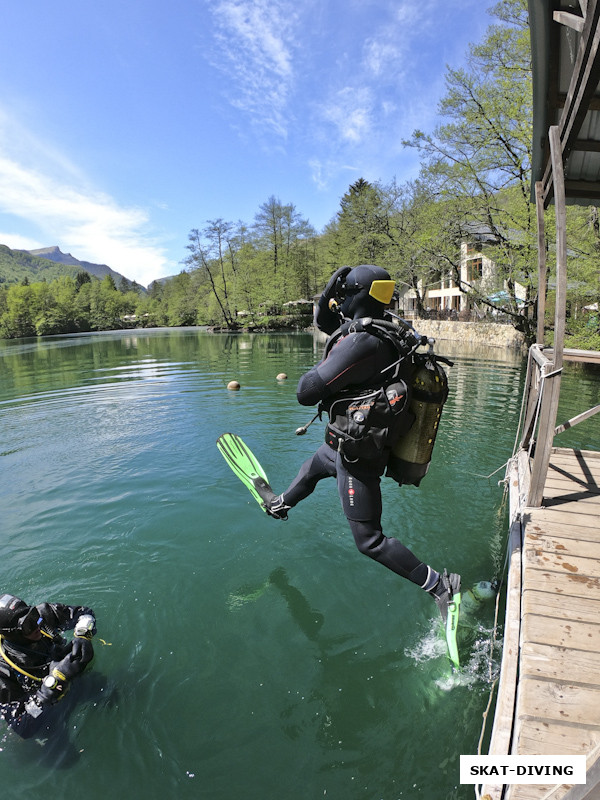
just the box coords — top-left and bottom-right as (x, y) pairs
(1, 328), (599, 800)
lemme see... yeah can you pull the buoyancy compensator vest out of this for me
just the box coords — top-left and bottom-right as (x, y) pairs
(321, 316), (452, 481)
(321, 317), (420, 463)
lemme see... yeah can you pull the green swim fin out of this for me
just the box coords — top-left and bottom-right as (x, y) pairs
(431, 570), (462, 668)
(216, 432), (275, 513)
(445, 590), (461, 669)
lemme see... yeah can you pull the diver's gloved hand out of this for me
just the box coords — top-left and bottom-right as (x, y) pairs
(34, 666), (70, 707)
(71, 613), (96, 666)
(71, 636), (94, 666)
(315, 266), (351, 334)
(53, 651), (87, 681)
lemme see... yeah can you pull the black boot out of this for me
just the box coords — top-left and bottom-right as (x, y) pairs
(252, 478), (291, 520)
(428, 569), (461, 623)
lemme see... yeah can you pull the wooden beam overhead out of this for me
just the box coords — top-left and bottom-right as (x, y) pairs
(571, 138), (600, 151)
(554, 9), (585, 31)
(542, 0), (600, 207)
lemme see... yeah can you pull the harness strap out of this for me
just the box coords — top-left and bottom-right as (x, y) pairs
(0, 635), (43, 683)
(323, 317), (420, 388)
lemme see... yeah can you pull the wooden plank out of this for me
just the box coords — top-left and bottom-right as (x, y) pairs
(524, 529), (600, 561)
(542, 486), (600, 505)
(521, 614), (600, 655)
(548, 450), (600, 469)
(516, 718), (600, 757)
(523, 568), (600, 600)
(510, 783), (570, 800)
(517, 677), (600, 728)
(545, 465), (600, 482)
(550, 447), (600, 461)
(526, 507), (600, 529)
(523, 548), (600, 579)
(547, 456), (600, 481)
(554, 9), (585, 32)
(522, 589), (600, 624)
(480, 507), (523, 800)
(561, 349), (600, 365)
(508, 718), (600, 799)
(525, 523), (600, 543)
(524, 532), (600, 559)
(545, 471), (600, 486)
(521, 642), (600, 685)
(542, 484), (600, 500)
(487, 525), (523, 761)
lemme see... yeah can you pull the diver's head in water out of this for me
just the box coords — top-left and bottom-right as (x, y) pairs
(0, 594), (43, 643)
(338, 265), (395, 320)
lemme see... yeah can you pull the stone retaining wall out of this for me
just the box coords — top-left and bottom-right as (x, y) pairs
(313, 320), (527, 351)
(411, 319), (527, 351)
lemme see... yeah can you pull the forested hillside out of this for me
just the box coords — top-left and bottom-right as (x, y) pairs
(0, 245), (84, 286)
(28, 246), (137, 287)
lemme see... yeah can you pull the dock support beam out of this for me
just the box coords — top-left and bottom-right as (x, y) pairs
(528, 126), (567, 507)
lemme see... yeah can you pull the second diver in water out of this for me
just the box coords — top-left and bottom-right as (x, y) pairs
(256, 264), (461, 622)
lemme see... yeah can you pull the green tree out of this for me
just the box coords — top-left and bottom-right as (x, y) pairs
(329, 178), (393, 267)
(75, 271), (91, 291)
(163, 271), (197, 326)
(185, 224), (238, 327)
(87, 275), (125, 330)
(404, 0), (537, 338)
(252, 197), (316, 308)
(2, 283), (36, 337)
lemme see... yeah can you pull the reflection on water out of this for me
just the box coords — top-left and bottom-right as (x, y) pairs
(0, 328), (599, 800)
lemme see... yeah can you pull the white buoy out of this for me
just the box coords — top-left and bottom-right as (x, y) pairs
(276, 373), (288, 381)
(227, 380), (241, 391)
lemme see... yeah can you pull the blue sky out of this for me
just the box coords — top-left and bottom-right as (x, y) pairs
(0, 0), (492, 287)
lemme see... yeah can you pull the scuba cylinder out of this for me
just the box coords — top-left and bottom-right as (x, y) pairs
(386, 340), (450, 487)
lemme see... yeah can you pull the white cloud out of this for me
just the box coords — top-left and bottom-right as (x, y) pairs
(208, 0), (298, 138)
(0, 111), (174, 286)
(0, 232), (44, 252)
(321, 87), (374, 145)
(363, 40), (405, 79)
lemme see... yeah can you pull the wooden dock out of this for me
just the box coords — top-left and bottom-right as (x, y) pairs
(482, 447), (600, 800)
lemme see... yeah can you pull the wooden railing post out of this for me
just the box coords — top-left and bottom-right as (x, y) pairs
(528, 126), (567, 507)
(535, 181), (547, 346)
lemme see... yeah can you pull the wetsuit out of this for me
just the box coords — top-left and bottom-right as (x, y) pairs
(280, 321), (436, 588)
(0, 602), (95, 738)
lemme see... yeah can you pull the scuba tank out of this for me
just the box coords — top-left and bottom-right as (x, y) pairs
(386, 339), (450, 487)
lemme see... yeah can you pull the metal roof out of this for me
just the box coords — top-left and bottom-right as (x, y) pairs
(529, 0), (600, 205)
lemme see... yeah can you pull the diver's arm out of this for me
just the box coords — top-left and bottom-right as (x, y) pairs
(1, 697), (47, 739)
(1, 643), (93, 739)
(37, 603), (96, 635)
(37, 603), (96, 669)
(1, 677), (64, 739)
(297, 332), (380, 406)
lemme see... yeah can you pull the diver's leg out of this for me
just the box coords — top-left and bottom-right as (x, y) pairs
(336, 456), (459, 618)
(263, 444), (336, 519)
